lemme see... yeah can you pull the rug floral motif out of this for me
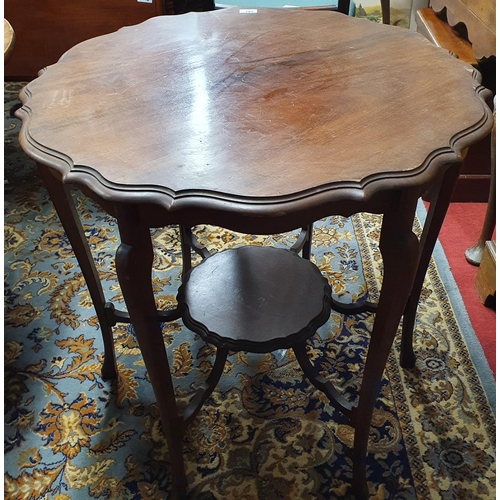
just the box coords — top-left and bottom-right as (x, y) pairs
(4, 82), (495, 499)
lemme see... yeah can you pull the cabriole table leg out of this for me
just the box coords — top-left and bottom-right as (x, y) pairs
(353, 194), (420, 499)
(400, 163), (461, 368)
(37, 163), (118, 380)
(114, 203), (188, 500)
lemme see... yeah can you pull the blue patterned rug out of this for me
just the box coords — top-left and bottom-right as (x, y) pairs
(4, 82), (495, 499)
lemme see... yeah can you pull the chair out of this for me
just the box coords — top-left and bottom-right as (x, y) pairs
(177, 0), (385, 23)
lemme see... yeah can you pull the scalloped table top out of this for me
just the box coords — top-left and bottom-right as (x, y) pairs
(17, 8), (491, 206)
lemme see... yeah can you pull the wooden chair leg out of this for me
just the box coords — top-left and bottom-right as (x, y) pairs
(37, 164), (117, 380)
(180, 226), (194, 277)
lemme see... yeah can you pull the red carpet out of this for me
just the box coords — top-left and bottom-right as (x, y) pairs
(436, 202), (496, 377)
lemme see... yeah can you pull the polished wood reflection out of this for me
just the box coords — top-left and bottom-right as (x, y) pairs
(20, 8), (489, 216)
(16, 9), (493, 499)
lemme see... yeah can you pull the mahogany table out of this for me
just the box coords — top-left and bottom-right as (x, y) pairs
(16, 8), (492, 499)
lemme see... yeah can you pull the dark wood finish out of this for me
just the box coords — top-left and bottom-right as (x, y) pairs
(338, 0), (351, 15)
(475, 240), (496, 308)
(400, 162), (462, 368)
(177, 0), (215, 13)
(415, 0), (495, 202)
(380, 0), (390, 24)
(15, 9), (492, 499)
(450, 134), (494, 202)
(466, 102), (496, 264)
(17, 11), (491, 215)
(177, 245), (333, 428)
(415, 7), (477, 66)
(36, 165), (118, 381)
(290, 224), (313, 259)
(114, 202), (187, 499)
(4, 0), (169, 80)
(354, 189), (420, 499)
(178, 246), (332, 352)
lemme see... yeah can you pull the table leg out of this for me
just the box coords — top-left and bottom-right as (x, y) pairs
(180, 226), (194, 277)
(37, 164), (117, 380)
(353, 193), (420, 499)
(114, 203), (187, 500)
(290, 224), (313, 259)
(183, 346), (229, 426)
(400, 163), (461, 368)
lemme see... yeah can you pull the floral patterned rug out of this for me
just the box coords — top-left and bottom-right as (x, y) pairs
(4, 82), (495, 499)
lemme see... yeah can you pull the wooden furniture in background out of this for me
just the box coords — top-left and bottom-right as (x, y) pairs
(431, 0), (495, 60)
(415, 0), (495, 202)
(475, 241), (496, 308)
(4, 19), (15, 61)
(15, 9), (492, 499)
(4, 0), (171, 80)
(466, 100), (496, 266)
(468, 100), (495, 310)
(416, 8), (477, 65)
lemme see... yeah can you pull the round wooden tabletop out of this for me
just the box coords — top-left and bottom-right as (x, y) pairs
(16, 8), (491, 225)
(178, 245), (332, 352)
(4, 19), (15, 61)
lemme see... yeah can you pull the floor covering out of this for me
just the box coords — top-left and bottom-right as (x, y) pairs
(436, 201), (496, 376)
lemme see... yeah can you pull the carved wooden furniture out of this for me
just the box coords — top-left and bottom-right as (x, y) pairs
(475, 240), (496, 308)
(415, 0), (495, 201)
(415, 1), (495, 63)
(177, 244), (333, 424)
(4, 0), (170, 80)
(416, 0), (496, 296)
(471, 100), (495, 307)
(16, 9), (492, 499)
(466, 99), (496, 267)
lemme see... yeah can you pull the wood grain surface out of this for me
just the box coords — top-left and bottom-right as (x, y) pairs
(429, 0), (495, 60)
(17, 9), (491, 223)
